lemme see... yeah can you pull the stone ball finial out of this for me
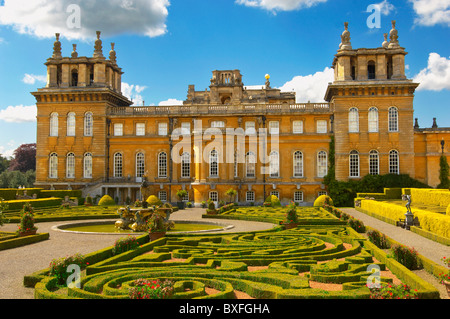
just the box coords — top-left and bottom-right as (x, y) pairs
(389, 20), (400, 49)
(52, 33), (62, 59)
(382, 33), (389, 49)
(94, 31), (104, 58)
(339, 22), (352, 50)
(109, 42), (117, 63)
(71, 44), (78, 58)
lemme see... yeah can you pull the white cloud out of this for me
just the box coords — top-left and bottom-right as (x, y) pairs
(22, 74), (47, 85)
(414, 53), (450, 91)
(0, 105), (37, 123)
(374, 0), (396, 16)
(278, 67), (334, 103)
(235, 0), (327, 12)
(0, 0), (170, 40)
(122, 82), (148, 106)
(158, 99), (184, 106)
(409, 0), (450, 26)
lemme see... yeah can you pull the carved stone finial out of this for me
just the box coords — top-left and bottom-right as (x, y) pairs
(71, 44), (78, 58)
(93, 31), (104, 58)
(109, 42), (117, 63)
(52, 33), (62, 59)
(339, 22), (352, 50)
(382, 33), (389, 49)
(388, 20), (400, 49)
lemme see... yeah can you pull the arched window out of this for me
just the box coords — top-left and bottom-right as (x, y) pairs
(181, 152), (190, 178)
(209, 150), (219, 178)
(349, 150), (359, 178)
(84, 153), (93, 179)
(246, 152), (256, 178)
(269, 151), (279, 178)
(293, 151), (303, 178)
(368, 107), (379, 133)
(369, 150), (379, 175)
(388, 107), (399, 132)
(114, 153), (123, 178)
(49, 153), (58, 179)
(317, 151), (328, 178)
(348, 108), (359, 133)
(50, 112), (59, 137)
(368, 61), (376, 80)
(67, 112), (76, 136)
(66, 153), (75, 179)
(389, 150), (399, 175)
(158, 152), (167, 178)
(84, 112), (93, 137)
(234, 150), (239, 178)
(136, 152), (145, 178)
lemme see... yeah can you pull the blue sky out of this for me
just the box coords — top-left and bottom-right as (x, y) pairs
(0, 0), (449, 158)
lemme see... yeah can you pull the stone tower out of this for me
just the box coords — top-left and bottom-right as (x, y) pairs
(325, 22), (419, 181)
(32, 32), (132, 191)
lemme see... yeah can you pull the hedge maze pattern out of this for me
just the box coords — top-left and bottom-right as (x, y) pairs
(33, 216), (410, 299)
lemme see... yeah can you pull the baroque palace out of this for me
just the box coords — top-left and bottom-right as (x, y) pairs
(32, 22), (450, 206)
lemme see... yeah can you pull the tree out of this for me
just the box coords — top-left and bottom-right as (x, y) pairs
(226, 188), (237, 203)
(8, 144), (36, 173)
(0, 155), (10, 174)
(438, 155), (450, 189)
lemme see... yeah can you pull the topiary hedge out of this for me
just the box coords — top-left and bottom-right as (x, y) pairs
(98, 195), (116, 206)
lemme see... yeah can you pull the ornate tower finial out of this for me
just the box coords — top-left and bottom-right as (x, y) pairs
(71, 44), (78, 58)
(382, 33), (389, 49)
(388, 20), (400, 49)
(52, 33), (62, 59)
(339, 22), (352, 50)
(265, 74), (271, 89)
(109, 42), (117, 63)
(93, 31), (104, 58)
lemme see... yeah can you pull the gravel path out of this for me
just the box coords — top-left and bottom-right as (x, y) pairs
(0, 208), (276, 299)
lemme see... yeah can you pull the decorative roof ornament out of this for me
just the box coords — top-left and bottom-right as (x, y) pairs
(382, 33), (389, 49)
(71, 44), (78, 58)
(339, 22), (352, 50)
(265, 74), (271, 89)
(93, 31), (104, 58)
(52, 33), (62, 59)
(388, 20), (400, 49)
(109, 43), (117, 64)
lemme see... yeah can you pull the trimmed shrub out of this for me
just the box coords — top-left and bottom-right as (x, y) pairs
(367, 229), (390, 249)
(40, 190), (82, 199)
(98, 195), (116, 206)
(314, 195), (333, 207)
(390, 244), (422, 270)
(264, 195), (281, 207)
(112, 236), (140, 256)
(410, 188), (450, 208)
(49, 253), (87, 286)
(147, 195), (162, 207)
(4, 198), (62, 211)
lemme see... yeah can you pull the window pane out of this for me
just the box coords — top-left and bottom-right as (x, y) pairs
(369, 150), (379, 175)
(317, 151), (327, 177)
(269, 121), (279, 135)
(84, 113), (93, 137)
(209, 192), (218, 202)
(210, 150), (219, 177)
(270, 151), (279, 178)
(181, 122), (191, 135)
(66, 153), (75, 179)
(136, 123), (145, 136)
(49, 153), (58, 178)
(114, 124), (123, 136)
(159, 191), (167, 202)
(136, 153), (145, 177)
(158, 152), (167, 178)
(181, 152), (190, 178)
(246, 152), (256, 178)
(293, 151), (303, 178)
(317, 120), (327, 133)
(114, 153), (123, 178)
(84, 153), (93, 179)
(158, 123), (168, 136)
(293, 121), (303, 134)
(294, 191), (303, 203)
(368, 107), (378, 133)
(389, 107), (398, 132)
(246, 191), (255, 202)
(348, 108), (359, 133)
(349, 151), (359, 177)
(50, 113), (58, 137)
(389, 150), (399, 174)
(67, 113), (76, 136)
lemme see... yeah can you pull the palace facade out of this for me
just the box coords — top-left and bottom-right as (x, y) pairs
(32, 23), (450, 206)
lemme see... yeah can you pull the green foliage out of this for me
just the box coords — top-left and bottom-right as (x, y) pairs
(284, 202), (298, 224)
(369, 284), (418, 299)
(112, 236), (140, 256)
(49, 253), (87, 286)
(17, 203), (37, 234)
(264, 195), (281, 207)
(98, 195), (116, 206)
(367, 229), (390, 249)
(0, 170), (35, 189)
(0, 198), (8, 227)
(389, 244), (422, 270)
(313, 195), (333, 207)
(128, 279), (174, 299)
(438, 155), (450, 189)
(146, 195), (162, 207)
(176, 189), (188, 200)
(85, 195), (93, 205)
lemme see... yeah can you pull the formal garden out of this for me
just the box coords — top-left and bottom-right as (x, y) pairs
(0, 186), (449, 300)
